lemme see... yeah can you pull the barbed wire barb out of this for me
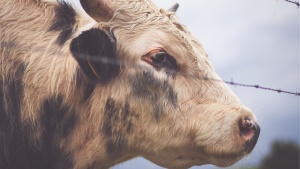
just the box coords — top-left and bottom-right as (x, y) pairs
(285, 0), (300, 8)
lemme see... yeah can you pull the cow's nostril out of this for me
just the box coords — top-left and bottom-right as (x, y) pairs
(239, 116), (261, 153)
(239, 117), (256, 141)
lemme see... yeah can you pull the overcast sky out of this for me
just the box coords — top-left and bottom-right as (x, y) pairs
(73, 0), (299, 168)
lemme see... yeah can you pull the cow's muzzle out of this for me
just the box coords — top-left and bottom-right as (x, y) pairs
(239, 116), (260, 153)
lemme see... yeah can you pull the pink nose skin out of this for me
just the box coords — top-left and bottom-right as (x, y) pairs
(239, 117), (260, 153)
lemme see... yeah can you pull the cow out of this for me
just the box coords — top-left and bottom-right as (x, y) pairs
(0, 0), (260, 168)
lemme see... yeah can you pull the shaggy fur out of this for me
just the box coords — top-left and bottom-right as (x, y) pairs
(0, 0), (259, 168)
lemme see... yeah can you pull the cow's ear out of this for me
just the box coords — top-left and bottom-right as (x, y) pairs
(70, 28), (120, 83)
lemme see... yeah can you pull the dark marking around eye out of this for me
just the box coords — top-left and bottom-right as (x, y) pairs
(130, 71), (178, 120)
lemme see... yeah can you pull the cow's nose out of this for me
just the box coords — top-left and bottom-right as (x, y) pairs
(239, 116), (260, 152)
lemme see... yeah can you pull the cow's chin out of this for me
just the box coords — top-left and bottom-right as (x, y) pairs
(144, 153), (204, 169)
(207, 153), (246, 167)
(144, 146), (249, 169)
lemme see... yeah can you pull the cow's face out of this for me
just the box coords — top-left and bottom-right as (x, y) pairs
(71, 0), (260, 168)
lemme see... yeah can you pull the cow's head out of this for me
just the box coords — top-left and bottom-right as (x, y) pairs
(70, 0), (260, 168)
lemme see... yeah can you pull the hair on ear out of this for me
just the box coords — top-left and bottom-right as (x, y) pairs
(70, 28), (120, 84)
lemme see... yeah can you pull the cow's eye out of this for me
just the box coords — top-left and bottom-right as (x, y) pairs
(151, 52), (167, 63)
(142, 49), (179, 76)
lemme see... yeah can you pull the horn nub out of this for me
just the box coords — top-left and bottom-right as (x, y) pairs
(169, 3), (179, 12)
(80, 0), (114, 22)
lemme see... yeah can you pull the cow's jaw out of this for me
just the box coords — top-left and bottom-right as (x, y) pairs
(136, 105), (260, 168)
(143, 147), (241, 169)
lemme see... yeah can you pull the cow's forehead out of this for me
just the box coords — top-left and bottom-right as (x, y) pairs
(107, 0), (211, 71)
(111, 0), (193, 45)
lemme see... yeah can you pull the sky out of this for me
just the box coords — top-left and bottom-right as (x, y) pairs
(73, 0), (299, 168)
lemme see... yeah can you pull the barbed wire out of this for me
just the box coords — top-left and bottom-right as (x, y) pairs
(222, 80), (300, 96)
(1, 41), (299, 97)
(284, 0), (300, 8)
